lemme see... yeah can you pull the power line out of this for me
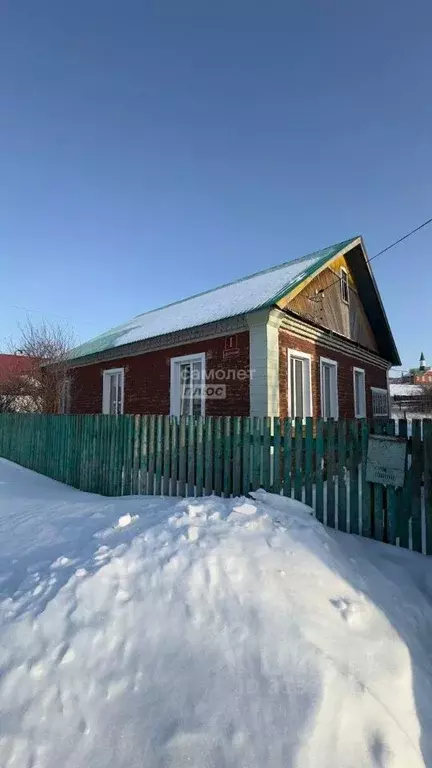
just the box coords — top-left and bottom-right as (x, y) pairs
(6, 216), (432, 325)
(308, 216), (432, 301)
(7, 304), (100, 326)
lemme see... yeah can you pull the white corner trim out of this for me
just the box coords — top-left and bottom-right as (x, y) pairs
(102, 367), (124, 415)
(170, 352), (206, 417)
(247, 311), (280, 417)
(353, 366), (366, 418)
(287, 349), (313, 418)
(319, 356), (339, 420)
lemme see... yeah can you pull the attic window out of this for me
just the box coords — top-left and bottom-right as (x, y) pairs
(340, 268), (349, 304)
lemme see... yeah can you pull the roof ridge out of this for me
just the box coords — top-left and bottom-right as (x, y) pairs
(130, 237), (357, 322)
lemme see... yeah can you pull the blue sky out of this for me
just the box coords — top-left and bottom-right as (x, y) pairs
(1, 0), (431, 370)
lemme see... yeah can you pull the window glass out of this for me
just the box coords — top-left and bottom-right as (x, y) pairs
(354, 369), (366, 417)
(290, 355), (311, 418)
(340, 269), (349, 303)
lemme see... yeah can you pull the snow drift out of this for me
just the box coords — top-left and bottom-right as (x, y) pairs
(0, 458), (432, 767)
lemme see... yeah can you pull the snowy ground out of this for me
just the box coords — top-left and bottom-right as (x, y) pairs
(0, 460), (432, 768)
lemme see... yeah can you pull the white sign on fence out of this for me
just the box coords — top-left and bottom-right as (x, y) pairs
(366, 434), (407, 488)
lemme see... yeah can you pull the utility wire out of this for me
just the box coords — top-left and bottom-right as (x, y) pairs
(308, 216), (432, 301)
(6, 216), (432, 322)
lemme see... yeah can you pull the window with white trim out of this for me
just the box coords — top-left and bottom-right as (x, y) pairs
(353, 367), (366, 418)
(102, 368), (124, 415)
(320, 358), (338, 420)
(371, 387), (389, 418)
(288, 351), (312, 418)
(340, 268), (349, 304)
(170, 353), (205, 417)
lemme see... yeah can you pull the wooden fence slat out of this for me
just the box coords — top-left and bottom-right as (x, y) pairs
(315, 418), (324, 523)
(223, 417), (232, 498)
(187, 417), (195, 497)
(423, 420), (432, 555)
(196, 416), (204, 497)
(360, 419), (371, 537)
(304, 417), (313, 508)
(154, 415), (163, 496)
(396, 419), (410, 548)
(326, 419), (336, 528)
(262, 417), (271, 491)
(371, 420), (384, 540)
(410, 420), (422, 552)
(349, 420), (360, 535)
(132, 415), (141, 496)
(232, 416), (242, 497)
(294, 417), (303, 502)
(283, 418), (292, 498)
(139, 415), (148, 494)
(147, 415), (156, 496)
(252, 417), (261, 490)
(204, 416), (213, 496)
(242, 417), (251, 496)
(386, 420), (398, 546)
(170, 418), (178, 496)
(273, 418), (281, 496)
(338, 420), (347, 532)
(178, 417), (187, 497)
(163, 416), (171, 496)
(214, 417), (223, 497)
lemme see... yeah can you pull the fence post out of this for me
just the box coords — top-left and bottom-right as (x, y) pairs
(326, 419), (335, 528)
(349, 420), (360, 535)
(360, 419), (371, 537)
(315, 419), (324, 522)
(294, 417), (303, 502)
(423, 420), (432, 555)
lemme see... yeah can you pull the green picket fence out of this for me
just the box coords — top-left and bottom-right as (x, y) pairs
(0, 413), (431, 555)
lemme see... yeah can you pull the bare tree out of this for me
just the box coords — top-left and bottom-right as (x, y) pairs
(4, 319), (76, 413)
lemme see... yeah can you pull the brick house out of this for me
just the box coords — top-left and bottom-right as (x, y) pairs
(66, 236), (400, 420)
(0, 354), (37, 412)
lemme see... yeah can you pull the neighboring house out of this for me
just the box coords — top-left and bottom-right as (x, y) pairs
(392, 353), (432, 385)
(0, 354), (36, 412)
(390, 383), (424, 414)
(66, 236), (400, 420)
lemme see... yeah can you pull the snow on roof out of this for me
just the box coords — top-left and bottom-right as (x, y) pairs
(389, 383), (423, 396)
(69, 237), (357, 360)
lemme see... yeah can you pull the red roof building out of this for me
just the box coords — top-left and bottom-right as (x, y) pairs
(0, 355), (35, 387)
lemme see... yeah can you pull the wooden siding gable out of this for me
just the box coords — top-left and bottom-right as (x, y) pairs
(275, 251), (380, 354)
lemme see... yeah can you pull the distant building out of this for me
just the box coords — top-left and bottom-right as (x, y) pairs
(0, 354), (37, 412)
(389, 353), (432, 417)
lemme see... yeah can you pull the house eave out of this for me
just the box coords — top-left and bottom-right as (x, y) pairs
(66, 314), (249, 368)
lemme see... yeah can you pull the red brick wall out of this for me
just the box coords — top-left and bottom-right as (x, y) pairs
(279, 329), (388, 419)
(70, 332), (250, 416)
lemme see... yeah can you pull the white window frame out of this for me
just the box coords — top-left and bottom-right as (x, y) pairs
(340, 267), (349, 305)
(287, 350), (313, 419)
(102, 367), (124, 415)
(320, 357), (339, 420)
(170, 352), (206, 418)
(353, 366), (366, 418)
(371, 387), (389, 418)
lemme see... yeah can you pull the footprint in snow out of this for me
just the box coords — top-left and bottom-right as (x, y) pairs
(330, 596), (365, 625)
